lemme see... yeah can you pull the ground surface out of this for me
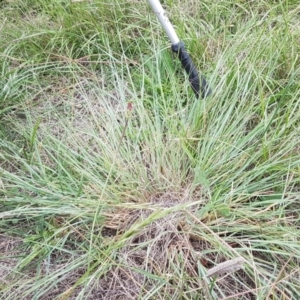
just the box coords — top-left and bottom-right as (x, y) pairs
(1, 0), (300, 299)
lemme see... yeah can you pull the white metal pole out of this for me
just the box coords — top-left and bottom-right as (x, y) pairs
(147, 0), (180, 45)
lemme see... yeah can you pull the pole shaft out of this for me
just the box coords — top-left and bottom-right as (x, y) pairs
(147, 0), (180, 45)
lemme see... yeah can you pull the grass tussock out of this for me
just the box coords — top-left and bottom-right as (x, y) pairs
(1, 0), (300, 299)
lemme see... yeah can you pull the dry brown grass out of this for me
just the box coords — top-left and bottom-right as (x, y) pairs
(0, 234), (22, 285)
(83, 191), (254, 299)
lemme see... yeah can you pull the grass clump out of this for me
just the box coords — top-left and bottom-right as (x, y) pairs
(1, 0), (300, 299)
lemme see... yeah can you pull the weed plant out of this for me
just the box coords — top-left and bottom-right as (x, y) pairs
(1, 0), (300, 299)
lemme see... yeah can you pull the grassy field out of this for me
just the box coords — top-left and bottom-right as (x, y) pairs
(1, 0), (300, 299)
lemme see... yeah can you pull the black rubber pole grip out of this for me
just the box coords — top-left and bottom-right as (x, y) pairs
(172, 41), (211, 99)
